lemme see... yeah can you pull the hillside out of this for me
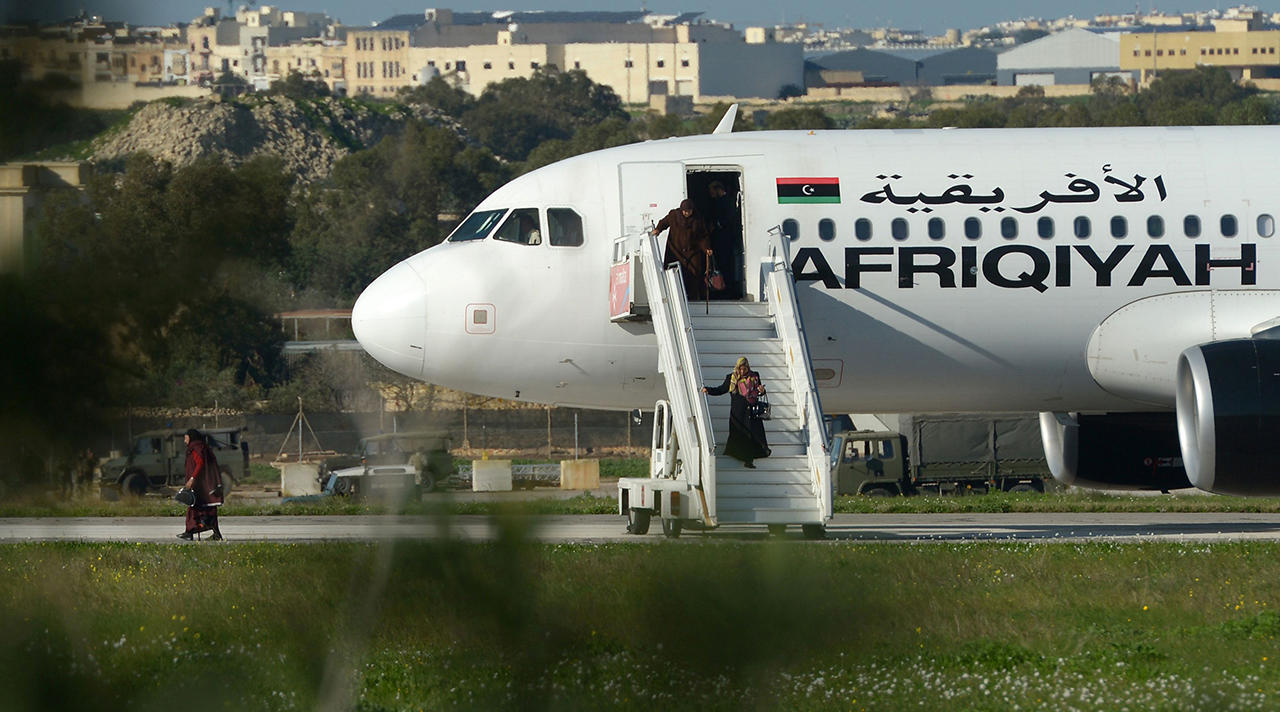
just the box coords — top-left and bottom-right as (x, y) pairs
(87, 94), (466, 182)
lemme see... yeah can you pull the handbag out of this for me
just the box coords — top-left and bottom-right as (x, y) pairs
(749, 396), (771, 420)
(174, 487), (196, 506)
(705, 253), (726, 291)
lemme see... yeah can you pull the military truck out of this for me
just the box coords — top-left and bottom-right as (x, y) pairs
(831, 414), (1051, 496)
(101, 427), (250, 499)
(321, 431), (453, 494)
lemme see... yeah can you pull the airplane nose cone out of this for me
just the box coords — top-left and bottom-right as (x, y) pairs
(353, 260), (428, 379)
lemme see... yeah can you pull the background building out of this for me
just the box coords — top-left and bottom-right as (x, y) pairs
(998, 28), (1136, 86)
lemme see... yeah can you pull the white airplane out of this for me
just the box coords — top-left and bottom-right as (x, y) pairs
(353, 121), (1280, 498)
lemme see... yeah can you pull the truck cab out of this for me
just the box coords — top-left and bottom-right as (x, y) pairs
(830, 430), (909, 496)
(101, 427), (249, 498)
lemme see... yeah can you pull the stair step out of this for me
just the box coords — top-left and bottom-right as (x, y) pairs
(696, 339), (783, 355)
(717, 470), (813, 485)
(716, 482), (814, 498)
(700, 366), (789, 382)
(714, 454), (809, 470)
(717, 495), (823, 511)
(699, 354), (788, 370)
(689, 314), (774, 328)
(714, 443), (806, 457)
(690, 328), (777, 341)
(699, 303), (771, 318)
(717, 509), (824, 525)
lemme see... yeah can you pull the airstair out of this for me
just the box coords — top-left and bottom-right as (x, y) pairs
(615, 229), (832, 537)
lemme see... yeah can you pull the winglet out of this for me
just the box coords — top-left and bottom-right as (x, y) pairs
(711, 103), (739, 134)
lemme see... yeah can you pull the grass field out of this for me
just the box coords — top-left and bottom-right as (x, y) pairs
(5, 537), (1280, 710)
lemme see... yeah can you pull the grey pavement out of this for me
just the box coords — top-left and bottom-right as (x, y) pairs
(5, 512), (1280, 543)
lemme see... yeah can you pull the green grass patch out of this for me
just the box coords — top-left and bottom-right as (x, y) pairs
(3, 539), (1280, 710)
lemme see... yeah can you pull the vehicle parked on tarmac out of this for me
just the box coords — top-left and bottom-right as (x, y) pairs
(831, 414), (1052, 496)
(321, 431), (453, 494)
(100, 427), (249, 499)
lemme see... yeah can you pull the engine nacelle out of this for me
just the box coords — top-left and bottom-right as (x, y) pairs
(1176, 339), (1280, 495)
(1040, 411), (1190, 491)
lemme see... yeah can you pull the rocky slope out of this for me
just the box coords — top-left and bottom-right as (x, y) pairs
(90, 94), (465, 182)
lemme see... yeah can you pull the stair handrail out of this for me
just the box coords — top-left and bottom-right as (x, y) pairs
(762, 229), (833, 521)
(636, 234), (718, 525)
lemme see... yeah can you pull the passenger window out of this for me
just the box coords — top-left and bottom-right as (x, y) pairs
(1221, 214), (1238, 237)
(855, 218), (872, 241)
(1259, 214), (1275, 238)
(447, 208), (507, 242)
(964, 217), (982, 240)
(1074, 216), (1091, 238)
(878, 438), (894, 458)
(1147, 216), (1164, 238)
(1184, 215), (1201, 238)
(891, 218), (908, 240)
(1000, 217), (1017, 239)
(1037, 217), (1053, 238)
(547, 208), (584, 246)
(819, 218), (836, 241)
(1110, 216), (1127, 238)
(927, 217), (945, 240)
(782, 218), (799, 240)
(493, 208), (543, 245)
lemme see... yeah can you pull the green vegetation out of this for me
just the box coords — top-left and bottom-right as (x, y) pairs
(3, 540), (1280, 710)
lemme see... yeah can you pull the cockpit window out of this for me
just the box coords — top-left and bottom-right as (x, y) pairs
(448, 209), (506, 242)
(493, 208), (543, 246)
(548, 208), (584, 247)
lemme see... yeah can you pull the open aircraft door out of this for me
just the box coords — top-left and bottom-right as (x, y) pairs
(611, 162), (686, 321)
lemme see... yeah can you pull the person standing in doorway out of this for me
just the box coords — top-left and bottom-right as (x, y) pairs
(651, 198), (711, 300)
(707, 181), (741, 298)
(178, 429), (224, 540)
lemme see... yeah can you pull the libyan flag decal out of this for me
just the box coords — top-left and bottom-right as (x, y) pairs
(776, 177), (840, 203)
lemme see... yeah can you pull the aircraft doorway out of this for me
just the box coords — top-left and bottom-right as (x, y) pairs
(686, 168), (744, 300)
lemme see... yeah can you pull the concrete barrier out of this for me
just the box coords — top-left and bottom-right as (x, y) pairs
(279, 462), (321, 497)
(472, 460), (513, 491)
(560, 459), (601, 490)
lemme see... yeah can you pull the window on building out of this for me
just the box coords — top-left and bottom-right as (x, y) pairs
(493, 208), (543, 246)
(1074, 216), (1091, 238)
(1156, 49), (1163, 56)
(574, 61), (580, 69)
(1145, 50), (1151, 57)
(1111, 216), (1127, 238)
(1184, 215), (1201, 237)
(1000, 217), (1018, 239)
(1037, 216), (1054, 238)
(964, 217), (982, 239)
(1221, 214), (1238, 237)
(508, 61), (515, 69)
(624, 59), (633, 68)
(427, 60), (435, 67)
(548, 208), (584, 246)
(1147, 216), (1165, 238)
(681, 58), (689, 67)
(891, 218), (908, 240)
(530, 61), (538, 69)
(927, 217), (944, 240)
(782, 219), (799, 240)
(457, 60), (466, 71)
(855, 218), (872, 241)
(1180, 49), (1186, 55)
(819, 218), (836, 241)
(656, 59), (665, 68)
(1258, 214), (1275, 238)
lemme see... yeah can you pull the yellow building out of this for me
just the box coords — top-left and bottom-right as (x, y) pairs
(1120, 12), (1280, 82)
(0, 163), (87, 275)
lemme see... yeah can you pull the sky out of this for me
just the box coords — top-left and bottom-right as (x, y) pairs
(11, 0), (1280, 35)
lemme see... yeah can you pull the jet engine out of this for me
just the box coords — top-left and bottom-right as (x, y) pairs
(1039, 411), (1190, 491)
(1175, 339), (1280, 495)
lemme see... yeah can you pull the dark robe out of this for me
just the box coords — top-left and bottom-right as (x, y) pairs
(184, 440), (223, 535)
(708, 192), (740, 296)
(705, 372), (771, 463)
(655, 207), (710, 300)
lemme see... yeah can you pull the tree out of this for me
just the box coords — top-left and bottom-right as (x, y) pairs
(765, 107), (834, 131)
(268, 70), (330, 100)
(398, 76), (474, 117)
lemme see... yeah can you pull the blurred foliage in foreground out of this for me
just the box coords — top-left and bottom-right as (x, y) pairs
(2, 539), (1280, 710)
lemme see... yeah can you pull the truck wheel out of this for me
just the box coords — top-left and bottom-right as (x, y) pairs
(219, 468), (235, 496)
(627, 508), (651, 535)
(661, 517), (682, 538)
(121, 472), (147, 498)
(1008, 483), (1039, 493)
(864, 486), (895, 497)
(768, 524), (786, 537)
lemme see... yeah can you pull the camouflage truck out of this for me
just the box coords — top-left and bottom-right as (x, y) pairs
(101, 427), (249, 499)
(831, 414), (1051, 496)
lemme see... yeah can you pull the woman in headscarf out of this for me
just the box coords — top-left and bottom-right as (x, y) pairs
(178, 429), (224, 540)
(702, 357), (771, 468)
(651, 198), (712, 300)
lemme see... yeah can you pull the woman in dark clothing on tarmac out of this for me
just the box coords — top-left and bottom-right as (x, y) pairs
(702, 357), (771, 468)
(178, 429), (224, 540)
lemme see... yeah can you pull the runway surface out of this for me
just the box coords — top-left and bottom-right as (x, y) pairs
(5, 513), (1280, 543)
